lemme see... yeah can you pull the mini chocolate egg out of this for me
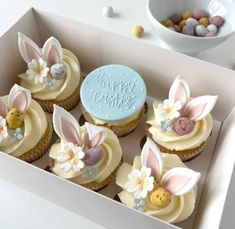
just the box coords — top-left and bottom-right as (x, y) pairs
(173, 24), (181, 32)
(50, 63), (67, 79)
(181, 11), (193, 20)
(199, 17), (210, 27)
(186, 17), (199, 27)
(84, 147), (103, 166)
(210, 16), (224, 27)
(182, 24), (195, 36)
(205, 32), (216, 37)
(170, 13), (182, 24)
(195, 25), (208, 37)
(161, 19), (173, 27)
(102, 6), (114, 17)
(193, 9), (209, 20)
(6, 108), (24, 129)
(149, 187), (171, 208)
(207, 24), (217, 34)
(133, 26), (144, 38)
(173, 117), (195, 135)
(179, 19), (186, 29)
(168, 27), (175, 31)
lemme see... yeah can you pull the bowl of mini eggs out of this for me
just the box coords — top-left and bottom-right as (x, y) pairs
(147, 0), (235, 54)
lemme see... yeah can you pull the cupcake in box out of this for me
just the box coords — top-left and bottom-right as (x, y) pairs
(80, 64), (147, 137)
(146, 76), (218, 161)
(48, 105), (122, 190)
(116, 138), (200, 223)
(18, 33), (82, 113)
(0, 84), (52, 162)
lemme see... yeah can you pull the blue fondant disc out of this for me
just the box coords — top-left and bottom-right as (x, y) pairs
(80, 65), (147, 122)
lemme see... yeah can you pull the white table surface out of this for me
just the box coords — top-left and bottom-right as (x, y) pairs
(0, 0), (234, 228)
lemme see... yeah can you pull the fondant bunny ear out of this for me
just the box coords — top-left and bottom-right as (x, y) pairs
(42, 37), (63, 66)
(0, 97), (8, 117)
(53, 105), (82, 145)
(161, 167), (200, 196)
(141, 138), (163, 180)
(8, 84), (31, 112)
(169, 75), (190, 106)
(84, 122), (106, 148)
(18, 32), (42, 63)
(183, 95), (218, 121)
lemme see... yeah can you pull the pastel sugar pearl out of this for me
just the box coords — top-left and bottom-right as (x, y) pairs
(193, 9), (209, 20)
(199, 17), (210, 27)
(173, 117), (195, 135)
(170, 13), (182, 24)
(210, 16), (224, 27)
(195, 25), (208, 37)
(186, 18), (199, 27)
(205, 32), (216, 37)
(182, 25), (194, 36)
(102, 6), (114, 17)
(181, 11), (193, 20)
(133, 26), (144, 38)
(207, 24), (217, 34)
(84, 147), (103, 166)
(161, 19), (173, 28)
(179, 20), (186, 29)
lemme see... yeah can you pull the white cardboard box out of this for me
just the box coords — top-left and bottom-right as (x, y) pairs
(0, 8), (235, 229)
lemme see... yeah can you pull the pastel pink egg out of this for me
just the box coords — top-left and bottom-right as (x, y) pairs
(210, 16), (224, 27)
(193, 9), (209, 20)
(173, 24), (181, 32)
(170, 13), (182, 24)
(205, 32), (216, 37)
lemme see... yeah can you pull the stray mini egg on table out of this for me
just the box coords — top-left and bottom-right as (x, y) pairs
(102, 6), (114, 17)
(133, 25), (144, 38)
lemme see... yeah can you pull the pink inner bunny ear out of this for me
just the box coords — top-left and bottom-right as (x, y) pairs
(42, 37), (63, 66)
(18, 32), (41, 63)
(162, 168), (201, 196)
(0, 97), (7, 117)
(53, 105), (82, 145)
(84, 122), (106, 147)
(141, 138), (163, 180)
(169, 76), (190, 106)
(183, 95), (218, 121)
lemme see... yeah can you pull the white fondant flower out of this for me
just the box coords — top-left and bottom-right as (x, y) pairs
(157, 99), (182, 121)
(58, 143), (85, 172)
(0, 116), (8, 139)
(126, 167), (154, 199)
(26, 58), (49, 84)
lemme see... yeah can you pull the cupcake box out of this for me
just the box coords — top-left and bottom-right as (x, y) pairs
(0, 8), (234, 229)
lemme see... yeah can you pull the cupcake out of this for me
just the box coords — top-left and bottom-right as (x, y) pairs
(116, 138), (200, 223)
(0, 84), (52, 162)
(18, 33), (82, 113)
(49, 105), (122, 190)
(80, 64), (147, 137)
(146, 76), (218, 161)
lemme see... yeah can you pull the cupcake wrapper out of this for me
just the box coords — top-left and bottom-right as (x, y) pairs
(35, 77), (83, 113)
(81, 104), (145, 137)
(146, 125), (206, 161)
(18, 116), (53, 163)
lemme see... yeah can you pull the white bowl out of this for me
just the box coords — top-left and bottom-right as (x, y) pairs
(147, 0), (235, 54)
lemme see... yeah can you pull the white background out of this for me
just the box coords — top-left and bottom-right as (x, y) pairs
(0, 0), (234, 228)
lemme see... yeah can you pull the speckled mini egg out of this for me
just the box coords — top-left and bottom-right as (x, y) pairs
(161, 19), (173, 27)
(179, 19), (186, 29)
(102, 6), (114, 17)
(181, 11), (193, 20)
(210, 16), (224, 27)
(199, 17), (210, 27)
(133, 26), (144, 37)
(182, 24), (195, 36)
(173, 24), (181, 32)
(170, 13), (182, 24)
(193, 9), (209, 20)
(205, 32), (216, 37)
(50, 63), (67, 79)
(186, 17), (199, 27)
(195, 25), (208, 37)
(207, 24), (217, 34)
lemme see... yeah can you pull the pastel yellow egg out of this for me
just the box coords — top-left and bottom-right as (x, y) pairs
(179, 19), (186, 29)
(161, 19), (173, 28)
(149, 187), (171, 208)
(199, 17), (210, 27)
(181, 11), (193, 20)
(6, 108), (24, 129)
(133, 26), (144, 38)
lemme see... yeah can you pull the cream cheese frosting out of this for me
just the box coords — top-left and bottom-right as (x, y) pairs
(116, 138), (200, 223)
(146, 100), (213, 150)
(0, 85), (47, 157)
(19, 49), (81, 101)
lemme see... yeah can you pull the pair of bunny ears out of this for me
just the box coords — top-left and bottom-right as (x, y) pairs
(53, 105), (106, 148)
(0, 84), (31, 117)
(168, 76), (218, 121)
(18, 32), (63, 66)
(141, 138), (200, 196)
